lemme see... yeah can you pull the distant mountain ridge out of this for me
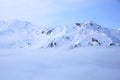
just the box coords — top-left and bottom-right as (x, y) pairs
(0, 20), (120, 48)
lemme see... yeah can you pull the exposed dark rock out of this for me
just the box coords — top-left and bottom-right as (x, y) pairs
(92, 38), (98, 42)
(110, 43), (115, 46)
(47, 30), (53, 35)
(89, 23), (93, 26)
(48, 41), (57, 47)
(75, 23), (81, 27)
(27, 43), (31, 45)
(73, 43), (81, 48)
(41, 31), (45, 34)
(88, 38), (101, 46)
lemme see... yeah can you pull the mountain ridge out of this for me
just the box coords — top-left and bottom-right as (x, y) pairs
(0, 20), (120, 48)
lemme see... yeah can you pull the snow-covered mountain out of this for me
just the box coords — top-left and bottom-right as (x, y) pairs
(0, 20), (120, 48)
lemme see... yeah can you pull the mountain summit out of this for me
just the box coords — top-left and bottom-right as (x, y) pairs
(0, 20), (120, 48)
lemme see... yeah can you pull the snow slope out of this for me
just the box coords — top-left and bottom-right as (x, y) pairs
(0, 20), (120, 48)
(0, 20), (37, 48)
(0, 47), (120, 80)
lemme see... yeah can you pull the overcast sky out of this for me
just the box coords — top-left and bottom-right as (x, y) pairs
(0, 0), (120, 28)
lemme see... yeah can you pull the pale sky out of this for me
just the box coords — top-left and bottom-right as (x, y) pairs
(0, 0), (120, 28)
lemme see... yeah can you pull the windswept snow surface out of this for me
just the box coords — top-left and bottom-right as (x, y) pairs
(0, 47), (120, 80)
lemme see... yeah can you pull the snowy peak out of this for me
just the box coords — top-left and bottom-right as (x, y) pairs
(0, 20), (120, 48)
(75, 20), (101, 28)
